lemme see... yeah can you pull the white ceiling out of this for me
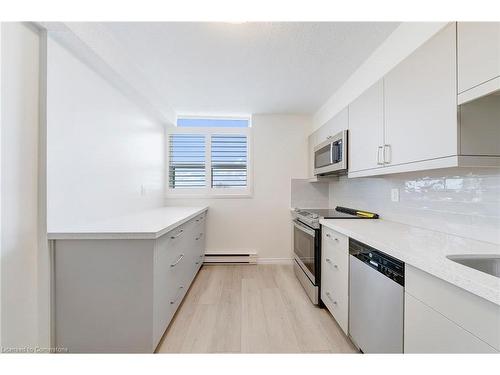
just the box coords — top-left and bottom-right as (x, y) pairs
(97, 22), (399, 116)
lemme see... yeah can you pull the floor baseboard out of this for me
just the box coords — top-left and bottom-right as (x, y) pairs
(257, 258), (294, 265)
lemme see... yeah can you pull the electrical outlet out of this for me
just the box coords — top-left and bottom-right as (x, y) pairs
(391, 188), (400, 202)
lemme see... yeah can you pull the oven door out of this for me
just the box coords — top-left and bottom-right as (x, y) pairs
(293, 219), (317, 284)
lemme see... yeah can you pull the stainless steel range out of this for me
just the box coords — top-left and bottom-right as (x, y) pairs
(292, 206), (378, 305)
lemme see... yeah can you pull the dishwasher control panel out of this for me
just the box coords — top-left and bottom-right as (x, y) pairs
(349, 238), (405, 286)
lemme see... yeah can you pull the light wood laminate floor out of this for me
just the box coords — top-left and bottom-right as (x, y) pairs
(156, 264), (358, 353)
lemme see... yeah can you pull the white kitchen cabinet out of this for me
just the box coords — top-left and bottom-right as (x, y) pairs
(404, 265), (499, 353)
(316, 107), (348, 143)
(321, 226), (349, 334)
(458, 22), (500, 103)
(384, 23), (457, 166)
(404, 293), (497, 353)
(54, 210), (207, 353)
(347, 23), (500, 178)
(348, 80), (385, 173)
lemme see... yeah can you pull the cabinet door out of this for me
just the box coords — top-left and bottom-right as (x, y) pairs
(404, 293), (497, 353)
(384, 23), (457, 165)
(458, 22), (500, 93)
(348, 80), (385, 172)
(316, 107), (348, 143)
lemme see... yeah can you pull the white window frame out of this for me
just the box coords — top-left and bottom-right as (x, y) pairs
(166, 120), (253, 199)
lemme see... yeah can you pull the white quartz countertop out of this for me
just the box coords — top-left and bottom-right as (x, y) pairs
(319, 218), (500, 306)
(47, 206), (208, 240)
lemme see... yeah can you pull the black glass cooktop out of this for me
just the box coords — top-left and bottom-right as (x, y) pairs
(296, 206), (379, 219)
(298, 209), (362, 219)
(304, 208), (357, 219)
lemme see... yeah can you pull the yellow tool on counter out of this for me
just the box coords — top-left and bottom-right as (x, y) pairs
(356, 211), (376, 218)
(335, 206), (379, 219)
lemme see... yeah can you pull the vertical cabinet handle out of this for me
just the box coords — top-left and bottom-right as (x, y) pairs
(377, 146), (384, 165)
(383, 144), (391, 164)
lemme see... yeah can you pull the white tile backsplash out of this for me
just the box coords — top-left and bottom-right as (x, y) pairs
(291, 178), (329, 208)
(329, 168), (500, 244)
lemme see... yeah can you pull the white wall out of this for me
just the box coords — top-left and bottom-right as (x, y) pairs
(313, 22), (448, 132)
(329, 168), (500, 244)
(47, 36), (167, 229)
(1, 22), (40, 349)
(165, 114), (311, 262)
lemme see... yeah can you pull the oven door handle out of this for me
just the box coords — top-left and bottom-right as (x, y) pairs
(293, 220), (316, 237)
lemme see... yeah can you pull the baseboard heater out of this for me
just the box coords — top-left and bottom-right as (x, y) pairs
(203, 251), (257, 264)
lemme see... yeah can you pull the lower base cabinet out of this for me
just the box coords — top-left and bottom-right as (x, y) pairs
(404, 293), (496, 353)
(53, 211), (206, 353)
(404, 265), (499, 353)
(321, 227), (349, 334)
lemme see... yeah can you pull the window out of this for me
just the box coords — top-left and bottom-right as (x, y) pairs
(167, 117), (252, 197)
(169, 134), (206, 189)
(177, 117), (250, 128)
(211, 135), (247, 188)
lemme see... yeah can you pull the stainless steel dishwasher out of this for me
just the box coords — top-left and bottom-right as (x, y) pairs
(349, 238), (405, 353)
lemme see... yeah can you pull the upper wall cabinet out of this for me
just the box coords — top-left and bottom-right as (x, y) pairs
(384, 23), (457, 166)
(348, 80), (384, 173)
(316, 107), (348, 143)
(348, 23), (500, 178)
(458, 22), (500, 104)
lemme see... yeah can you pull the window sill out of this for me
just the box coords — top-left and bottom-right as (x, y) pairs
(165, 192), (253, 199)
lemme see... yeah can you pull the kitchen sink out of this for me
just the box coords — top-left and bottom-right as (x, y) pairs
(446, 255), (500, 278)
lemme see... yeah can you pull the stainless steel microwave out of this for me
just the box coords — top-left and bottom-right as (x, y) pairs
(313, 130), (348, 176)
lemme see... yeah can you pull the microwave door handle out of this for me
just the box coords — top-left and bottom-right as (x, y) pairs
(330, 143), (334, 164)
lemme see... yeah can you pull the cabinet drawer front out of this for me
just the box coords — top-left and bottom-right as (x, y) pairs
(193, 212), (206, 225)
(163, 223), (188, 250)
(406, 265), (500, 350)
(321, 240), (349, 334)
(321, 269), (348, 334)
(404, 293), (497, 353)
(322, 243), (349, 284)
(322, 227), (348, 254)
